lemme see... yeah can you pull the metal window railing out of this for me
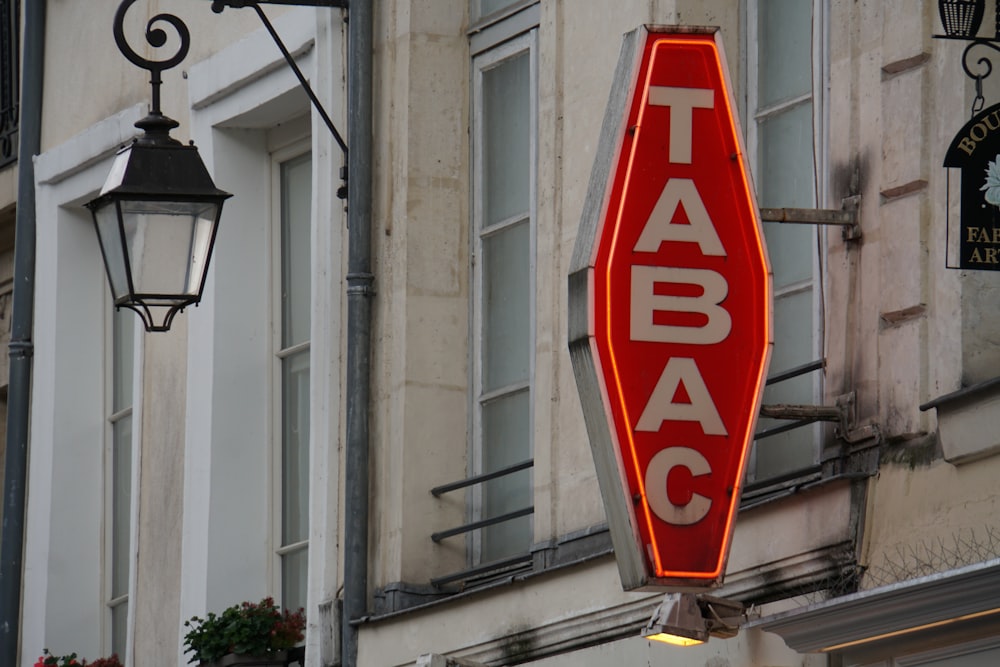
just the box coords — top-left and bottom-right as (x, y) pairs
(0, 0), (18, 169)
(429, 459), (534, 587)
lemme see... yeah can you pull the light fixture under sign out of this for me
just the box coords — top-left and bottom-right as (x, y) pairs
(642, 593), (746, 647)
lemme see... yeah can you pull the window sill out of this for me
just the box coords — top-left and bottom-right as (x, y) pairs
(921, 376), (1000, 465)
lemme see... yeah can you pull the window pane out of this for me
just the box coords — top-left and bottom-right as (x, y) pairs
(112, 415), (132, 599)
(282, 349), (310, 546)
(758, 103), (815, 209)
(281, 547), (308, 614)
(754, 424), (816, 479)
(754, 289), (817, 478)
(758, 0), (813, 108)
(112, 309), (133, 413)
(770, 289), (814, 373)
(482, 220), (530, 392)
(281, 153), (312, 348)
(479, 0), (521, 20)
(765, 222), (814, 290)
(482, 389), (531, 561)
(111, 602), (128, 658)
(482, 51), (530, 227)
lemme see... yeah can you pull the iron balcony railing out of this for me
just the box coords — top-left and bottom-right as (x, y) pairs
(429, 459), (534, 587)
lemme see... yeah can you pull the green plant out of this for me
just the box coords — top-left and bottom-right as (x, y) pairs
(183, 597), (305, 664)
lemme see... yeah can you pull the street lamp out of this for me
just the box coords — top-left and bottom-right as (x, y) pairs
(86, 0), (231, 332)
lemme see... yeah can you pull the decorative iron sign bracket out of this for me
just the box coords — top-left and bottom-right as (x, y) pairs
(935, 0), (1000, 115)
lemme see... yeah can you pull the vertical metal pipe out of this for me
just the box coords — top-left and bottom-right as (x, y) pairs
(0, 1), (45, 665)
(342, 0), (373, 665)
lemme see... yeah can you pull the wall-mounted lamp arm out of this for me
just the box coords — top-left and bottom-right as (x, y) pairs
(212, 0), (350, 198)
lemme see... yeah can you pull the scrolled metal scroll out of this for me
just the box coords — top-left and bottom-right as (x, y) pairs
(113, 0), (191, 114)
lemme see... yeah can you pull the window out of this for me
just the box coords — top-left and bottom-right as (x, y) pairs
(471, 23), (537, 565)
(274, 149), (311, 612)
(106, 307), (134, 657)
(0, 0), (18, 168)
(747, 0), (827, 482)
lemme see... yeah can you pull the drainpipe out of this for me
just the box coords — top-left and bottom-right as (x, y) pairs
(0, 1), (45, 665)
(342, 0), (373, 665)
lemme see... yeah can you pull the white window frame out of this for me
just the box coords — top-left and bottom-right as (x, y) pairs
(745, 0), (829, 484)
(269, 136), (312, 611)
(470, 26), (538, 566)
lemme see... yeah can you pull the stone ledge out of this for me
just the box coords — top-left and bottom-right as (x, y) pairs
(920, 376), (1000, 464)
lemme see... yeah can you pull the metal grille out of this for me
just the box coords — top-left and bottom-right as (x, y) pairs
(0, 0), (17, 169)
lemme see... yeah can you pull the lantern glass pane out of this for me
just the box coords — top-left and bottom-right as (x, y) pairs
(94, 202), (131, 300)
(117, 200), (219, 298)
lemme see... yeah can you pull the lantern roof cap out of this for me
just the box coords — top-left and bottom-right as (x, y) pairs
(89, 112), (232, 203)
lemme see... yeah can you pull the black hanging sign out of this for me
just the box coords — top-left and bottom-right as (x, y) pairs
(944, 102), (1000, 269)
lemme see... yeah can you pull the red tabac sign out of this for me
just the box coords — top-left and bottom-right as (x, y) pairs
(569, 26), (771, 590)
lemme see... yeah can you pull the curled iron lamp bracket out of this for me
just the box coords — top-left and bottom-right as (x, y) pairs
(211, 0), (350, 199)
(113, 0), (190, 132)
(959, 40), (1000, 115)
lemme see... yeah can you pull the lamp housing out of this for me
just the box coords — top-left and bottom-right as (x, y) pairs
(642, 593), (746, 647)
(86, 113), (231, 332)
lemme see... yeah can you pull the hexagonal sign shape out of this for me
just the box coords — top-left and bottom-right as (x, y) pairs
(569, 26), (772, 590)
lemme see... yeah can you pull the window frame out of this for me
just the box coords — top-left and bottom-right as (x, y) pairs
(269, 136), (313, 611)
(469, 25), (538, 567)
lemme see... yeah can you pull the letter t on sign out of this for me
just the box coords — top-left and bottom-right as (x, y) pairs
(648, 87), (714, 164)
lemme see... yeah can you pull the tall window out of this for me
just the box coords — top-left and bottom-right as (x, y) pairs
(747, 0), (826, 481)
(107, 308), (133, 657)
(274, 150), (311, 612)
(471, 23), (536, 564)
(0, 0), (19, 168)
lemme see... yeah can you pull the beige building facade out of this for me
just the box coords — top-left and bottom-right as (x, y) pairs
(12, 0), (1000, 666)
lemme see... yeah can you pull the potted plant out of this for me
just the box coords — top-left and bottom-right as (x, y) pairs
(183, 597), (305, 667)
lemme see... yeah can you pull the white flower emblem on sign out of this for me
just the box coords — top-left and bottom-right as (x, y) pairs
(981, 154), (1000, 206)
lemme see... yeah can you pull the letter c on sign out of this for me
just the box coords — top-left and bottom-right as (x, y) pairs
(645, 447), (712, 525)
